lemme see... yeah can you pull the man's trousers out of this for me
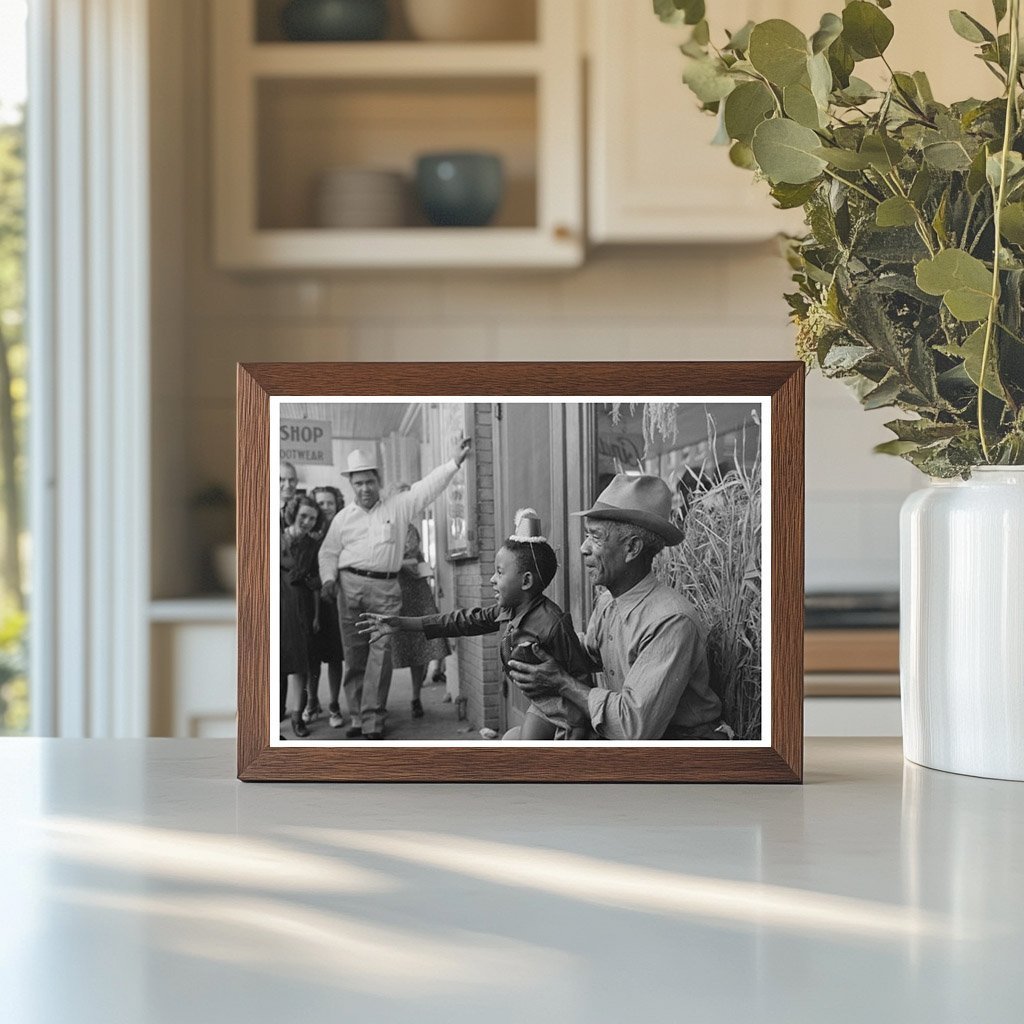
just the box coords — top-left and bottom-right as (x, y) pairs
(336, 571), (402, 735)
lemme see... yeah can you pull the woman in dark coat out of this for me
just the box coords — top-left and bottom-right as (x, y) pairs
(307, 486), (346, 728)
(280, 495), (322, 737)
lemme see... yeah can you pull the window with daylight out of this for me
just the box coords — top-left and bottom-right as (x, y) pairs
(0, 0), (28, 734)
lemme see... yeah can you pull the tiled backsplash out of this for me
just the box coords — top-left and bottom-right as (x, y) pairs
(180, 248), (917, 593)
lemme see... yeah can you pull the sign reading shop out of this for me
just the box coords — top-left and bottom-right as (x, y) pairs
(280, 418), (333, 466)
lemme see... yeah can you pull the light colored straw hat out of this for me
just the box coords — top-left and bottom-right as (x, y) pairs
(346, 448), (379, 474)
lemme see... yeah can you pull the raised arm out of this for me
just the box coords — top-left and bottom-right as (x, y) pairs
(400, 436), (473, 515)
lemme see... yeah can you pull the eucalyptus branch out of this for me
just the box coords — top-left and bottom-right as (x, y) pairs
(978, 0), (1021, 461)
(961, 191), (980, 249)
(822, 167), (880, 205)
(969, 213), (995, 254)
(749, 68), (784, 117)
(884, 170), (939, 255)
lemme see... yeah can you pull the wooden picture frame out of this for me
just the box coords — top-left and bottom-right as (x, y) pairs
(238, 362), (804, 782)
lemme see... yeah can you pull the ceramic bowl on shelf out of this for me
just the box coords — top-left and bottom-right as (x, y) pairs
(403, 0), (534, 42)
(315, 167), (407, 228)
(414, 152), (504, 227)
(280, 0), (388, 42)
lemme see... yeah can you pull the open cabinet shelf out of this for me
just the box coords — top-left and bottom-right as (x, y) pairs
(212, 0), (582, 269)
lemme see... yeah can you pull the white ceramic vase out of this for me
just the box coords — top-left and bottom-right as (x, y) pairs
(900, 467), (1024, 781)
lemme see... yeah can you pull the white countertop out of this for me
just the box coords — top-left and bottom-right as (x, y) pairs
(1, 738), (1020, 1023)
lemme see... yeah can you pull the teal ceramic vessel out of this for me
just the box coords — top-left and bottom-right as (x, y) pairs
(415, 152), (505, 227)
(281, 0), (388, 41)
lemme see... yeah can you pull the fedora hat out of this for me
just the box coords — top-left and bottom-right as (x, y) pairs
(573, 474), (684, 546)
(345, 448), (379, 475)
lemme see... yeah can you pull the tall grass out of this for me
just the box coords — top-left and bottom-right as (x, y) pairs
(652, 411), (763, 740)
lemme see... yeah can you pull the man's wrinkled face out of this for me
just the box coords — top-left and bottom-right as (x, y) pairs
(280, 465), (298, 502)
(350, 470), (381, 510)
(580, 518), (629, 589)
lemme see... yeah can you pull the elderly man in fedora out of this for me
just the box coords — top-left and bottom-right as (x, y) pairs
(509, 473), (728, 741)
(318, 437), (472, 739)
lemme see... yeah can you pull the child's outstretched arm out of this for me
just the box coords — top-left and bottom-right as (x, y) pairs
(356, 613), (425, 645)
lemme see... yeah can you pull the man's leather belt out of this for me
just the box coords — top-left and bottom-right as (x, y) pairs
(343, 566), (399, 581)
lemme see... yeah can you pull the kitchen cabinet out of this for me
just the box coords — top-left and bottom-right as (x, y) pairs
(586, 0), (999, 244)
(211, 0), (583, 268)
(587, 0), (810, 243)
(149, 600), (237, 737)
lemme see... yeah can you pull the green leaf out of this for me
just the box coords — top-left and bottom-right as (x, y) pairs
(841, 76), (879, 104)
(724, 20), (755, 53)
(993, 0), (1008, 24)
(653, 0), (705, 26)
(813, 146), (872, 170)
(723, 81), (775, 144)
(915, 250), (994, 322)
(940, 325), (1006, 398)
(827, 36), (856, 89)
(874, 439), (922, 455)
(862, 374), (903, 409)
(948, 10), (994, 44)
(770, 180), (820, 209)
(967, 144), (991, 194)
(913, 71), (935, 104)
(876, 197), (918, 228)
(810, 12), (843, 54)
(986, 150), (1024, 191)
(784, 80), (824, 129)
(860, 133), (904, 173)
(748, 20), (809, 87)
(909, 164), (933, 205)
(683, 2), (706, 27)
(842, 1), (895, 59)
(682, 57), (736, 104)
(729, 140), (757, 169)
(808, 51), (833, 109)
(1000, 203), (1024, 245)
(691, 19), (710, 45)
(884, 418), (963, 443)
(751, 118), (828, 184)
(932, 190), (950, 247)
(923, 140), (972, 171)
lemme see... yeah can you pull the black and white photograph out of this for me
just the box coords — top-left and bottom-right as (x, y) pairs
(271, 396), (769, 746)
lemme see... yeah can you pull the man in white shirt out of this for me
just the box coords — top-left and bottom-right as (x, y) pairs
(319, 438), (472, 738)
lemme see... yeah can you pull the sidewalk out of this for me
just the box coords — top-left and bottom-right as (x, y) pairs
(283, 667), (484, 741)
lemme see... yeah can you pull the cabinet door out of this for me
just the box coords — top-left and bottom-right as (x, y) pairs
(588, 0), (800, 242)
(587, 0), (1000, 245)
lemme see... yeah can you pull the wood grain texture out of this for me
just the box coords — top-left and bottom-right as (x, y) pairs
(236, 361), (805, 783)
(805, 629), (899, 674)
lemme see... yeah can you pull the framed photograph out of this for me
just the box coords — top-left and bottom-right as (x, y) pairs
(238, 362), (803, 782)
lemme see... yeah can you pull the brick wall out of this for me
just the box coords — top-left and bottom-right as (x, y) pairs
(451, 405), (503, 732)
